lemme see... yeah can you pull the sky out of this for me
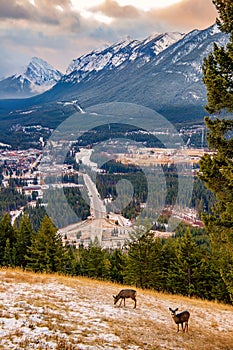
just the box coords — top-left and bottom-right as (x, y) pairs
(0, 0), (218, 78)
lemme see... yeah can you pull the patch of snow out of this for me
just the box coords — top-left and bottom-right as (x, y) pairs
(19, 110), (34, 115)
(0, 142), (11, 148)
(210, 24), (221, 35)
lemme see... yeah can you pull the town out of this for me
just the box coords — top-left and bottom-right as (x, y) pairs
(0, 133), (207, 249)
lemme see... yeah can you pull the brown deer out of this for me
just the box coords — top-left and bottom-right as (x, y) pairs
(169, 307), (190, 332)
(113, 289), (137, 309)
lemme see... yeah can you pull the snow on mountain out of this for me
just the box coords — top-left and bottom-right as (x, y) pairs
(64, 32), (185, 83)
(145, 23), (230, 105)
(49, 24), (228, 115)
(0, 57), (62, 98)
(23, 57), (62, 89)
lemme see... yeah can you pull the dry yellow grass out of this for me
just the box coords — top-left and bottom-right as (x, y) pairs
(0, 268), (233, 349)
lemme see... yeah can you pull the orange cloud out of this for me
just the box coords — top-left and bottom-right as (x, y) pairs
(150, 0), (218, 31)
(90, 0), (217, 32)
(90, 0), (140, 19)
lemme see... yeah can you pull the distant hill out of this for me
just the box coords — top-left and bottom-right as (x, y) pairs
(1, 268), (233, 349)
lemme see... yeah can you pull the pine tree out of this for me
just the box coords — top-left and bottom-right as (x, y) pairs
(14, 214), (34, 268)
(3, 238), (12, 267)
(0, 213), (16, 266)
(109, 249), (126, 284)
(79, 237), (110, 279)
(203, 1), (233, 113)
(213, 0), (233, 33)
(171, 230), (202, 297)
(124, 226), (165, 289)
(200, 0), (233, 301)
(26, 216), (65, 273)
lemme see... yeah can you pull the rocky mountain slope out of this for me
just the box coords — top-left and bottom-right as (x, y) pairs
(28, 24), (229, 123)
(55, 24), (228, 122)
(1, 268), (233, 349)
(65, 32), (185, 84)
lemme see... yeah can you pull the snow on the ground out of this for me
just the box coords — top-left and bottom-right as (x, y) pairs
(0, 269), (233, 350)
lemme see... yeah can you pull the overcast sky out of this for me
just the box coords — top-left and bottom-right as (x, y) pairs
(0, 0), (217, 78)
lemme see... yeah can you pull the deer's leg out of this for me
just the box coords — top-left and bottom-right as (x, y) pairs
(119, 298), (122, 307)
(185, 322), (188, 332)
(123, 298), (125, 307)
(177, 324), (179, 332)
(132, 297), (136, 309)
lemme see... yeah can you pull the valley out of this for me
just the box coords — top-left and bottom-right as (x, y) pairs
(0, 142), (207, 248)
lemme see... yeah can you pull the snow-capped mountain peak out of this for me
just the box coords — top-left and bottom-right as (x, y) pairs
(0, 57), (63, 98)
(23, 57), (62, 86)
(64, 31), (185, 83)
(143, 32), (185, 51)
(50, 23), (229, 119)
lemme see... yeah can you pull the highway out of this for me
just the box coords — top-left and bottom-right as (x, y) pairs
(82, 173), (107, 243)
(83, 173), (106, 219)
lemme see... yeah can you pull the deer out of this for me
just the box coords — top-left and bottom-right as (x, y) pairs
(113, 289), (137, 309)
(169, 307), (190, 332)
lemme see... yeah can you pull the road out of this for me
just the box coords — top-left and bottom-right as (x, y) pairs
(83, 173), (106, 219)
(82, 173), (107, 243)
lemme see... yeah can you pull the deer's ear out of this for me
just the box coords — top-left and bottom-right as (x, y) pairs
(175, 308), (179, 312)
(113, 295), (116, 299)
(169, 307), (172, 311)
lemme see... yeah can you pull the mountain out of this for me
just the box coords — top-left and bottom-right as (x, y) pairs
(0, 57), (63, 99)
(34, 24), (228, 119)
(0, 24), (230, 148)
(53, 24), (227, 123)
(65, 32), (185, 84)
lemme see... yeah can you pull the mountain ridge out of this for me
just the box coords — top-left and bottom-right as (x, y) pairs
(64, 31), (185, 85)
(36, 23), (228, 111)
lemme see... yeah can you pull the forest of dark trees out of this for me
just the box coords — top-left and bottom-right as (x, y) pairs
(0, 212), (231, 304)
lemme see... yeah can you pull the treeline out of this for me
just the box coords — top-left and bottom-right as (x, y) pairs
(0, 212), (230, 304)
(42, 172), (90, 228)
(74, 123), (164, 148)
(0, 172), (90, 228)
(42, 186), (90, 228)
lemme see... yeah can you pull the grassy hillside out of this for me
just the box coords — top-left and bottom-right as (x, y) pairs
(0, 268), (233, 349)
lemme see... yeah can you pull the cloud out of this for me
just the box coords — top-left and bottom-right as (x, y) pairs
(0, 0), (32, 20)
(149, 0), (217, 32)
(86, 0), (217, 44)
(90, 0), (140, 19)
(0, 0), (218, 39)
(0, 0), (80, 30)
